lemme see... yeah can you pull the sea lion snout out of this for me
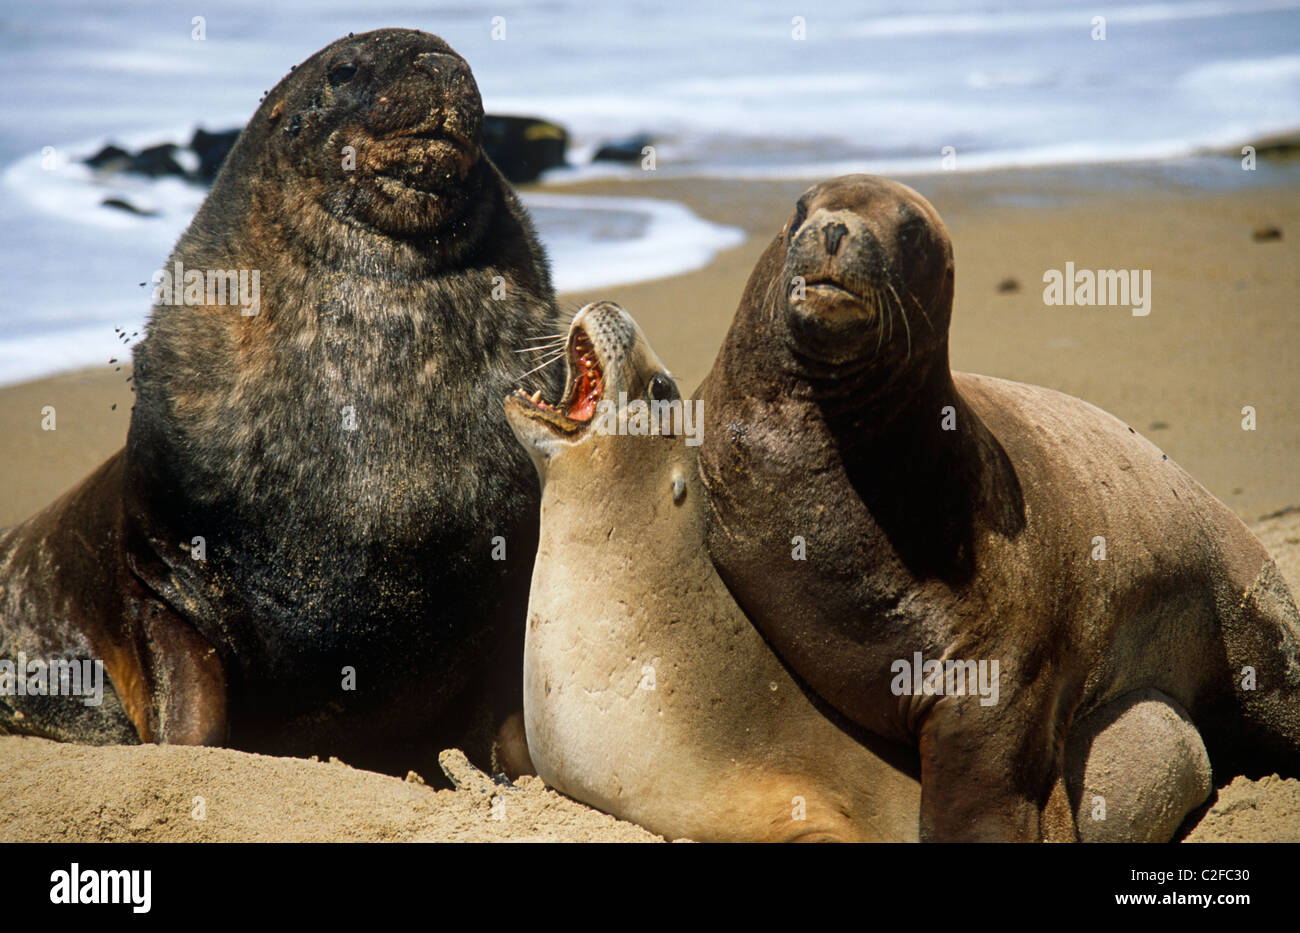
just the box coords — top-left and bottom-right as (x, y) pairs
(777, 176), (954, 367)
(784, 207), (893, 359)
(266, 29), (488, 236)
(789, 207), (883, 284)
(367, 51), (483, 147)
(357, 47), (483, 185)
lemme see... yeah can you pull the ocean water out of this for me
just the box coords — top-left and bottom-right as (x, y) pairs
(1, 0), (1297, 384)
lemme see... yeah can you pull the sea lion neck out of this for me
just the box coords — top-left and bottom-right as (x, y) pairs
(815, 347), (961, 451)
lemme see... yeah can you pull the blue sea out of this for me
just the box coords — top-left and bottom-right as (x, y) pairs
(1, 0), (1298, 384)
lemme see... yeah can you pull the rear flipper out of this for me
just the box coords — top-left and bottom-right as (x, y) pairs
(0, 620), (141, 743)
(0, 676), (140, 744)
(1068, 688), (1211, 843)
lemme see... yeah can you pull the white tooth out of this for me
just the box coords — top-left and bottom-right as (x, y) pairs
(531, 391), (541, 403)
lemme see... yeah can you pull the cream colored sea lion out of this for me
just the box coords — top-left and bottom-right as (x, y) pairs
(696, 174), (1300, 841)
(505, 301), (1215, 842)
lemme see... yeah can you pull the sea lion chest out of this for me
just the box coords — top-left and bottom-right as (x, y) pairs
(523, 433), (919, 842)
(130, 267), (544, 679)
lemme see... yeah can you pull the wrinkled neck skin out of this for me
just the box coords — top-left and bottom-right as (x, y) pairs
(790, 319), (960, 452)
(253, 156), (497, 282)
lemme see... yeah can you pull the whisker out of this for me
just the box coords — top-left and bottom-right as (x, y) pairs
(514, 341), (566, 354)
(887, 281), (913, 363)
(874, 292), (886, 355)
(903, 287), (935, 333)
(518, 350), (565, 380)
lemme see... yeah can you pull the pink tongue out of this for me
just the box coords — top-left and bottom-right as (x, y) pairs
(568, 369), (598, 421)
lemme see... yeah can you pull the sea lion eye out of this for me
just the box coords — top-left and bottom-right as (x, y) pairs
(327, 61), (358, 86)
(648, 373), (678, 403)
(789, 199), (808, 239)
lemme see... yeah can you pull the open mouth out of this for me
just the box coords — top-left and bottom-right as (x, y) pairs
(512, 326), (606, 433)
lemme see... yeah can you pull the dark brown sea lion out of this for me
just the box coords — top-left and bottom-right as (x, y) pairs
(505, 301), (1214, 842)
(0, 28), (562, 776)
(697, 174), (1300, 841)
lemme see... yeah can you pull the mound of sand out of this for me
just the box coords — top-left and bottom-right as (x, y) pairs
(1181, 774), (1300, 842)
(2, 733), (1295, 843)
(0, 740), (658, 843)
(2, 512), (1298, 844)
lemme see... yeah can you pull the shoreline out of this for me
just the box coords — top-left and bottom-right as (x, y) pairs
(2, 159), (1297, 528)
(5, 146), (1298, 389)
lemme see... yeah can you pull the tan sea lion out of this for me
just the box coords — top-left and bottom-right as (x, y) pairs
(0, 29), (562, 776)
(505, 301), (1215, 842)
(696, 174), (1300, 841)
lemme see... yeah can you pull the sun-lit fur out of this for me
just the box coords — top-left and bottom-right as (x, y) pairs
(0, 29), (564, 776)
(508, 302), (1219, 843)
(699, 174), (1300, 841)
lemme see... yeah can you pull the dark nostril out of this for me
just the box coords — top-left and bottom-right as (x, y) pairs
(824, 222), (848, 256)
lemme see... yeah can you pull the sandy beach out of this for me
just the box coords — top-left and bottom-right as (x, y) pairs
(2, 164), (1298, 842)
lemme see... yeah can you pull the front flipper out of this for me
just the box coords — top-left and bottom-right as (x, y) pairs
(1067, 689), (1212, 842)
(918, 694), (1075, 842)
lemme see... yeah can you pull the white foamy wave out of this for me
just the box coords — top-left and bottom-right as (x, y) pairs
(5, 136), (206, 233)
(0, 137), (745, 386)
(1181, 54), (1300, 88)
(848, 0), (1300, 38)
(523, 193), (744, 293)
(1178, 56), (1300, 135)
(670, 137), (1234, 181)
